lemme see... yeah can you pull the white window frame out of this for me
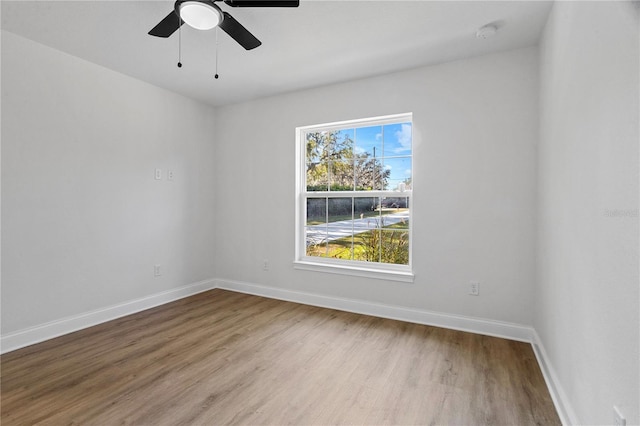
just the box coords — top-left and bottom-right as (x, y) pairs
(294, 113), (414, 282)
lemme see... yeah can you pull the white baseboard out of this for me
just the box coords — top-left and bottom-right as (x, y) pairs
(1, 278), (216, 354)
(214, 278), (535, 343)
(531, 329), (579, 426)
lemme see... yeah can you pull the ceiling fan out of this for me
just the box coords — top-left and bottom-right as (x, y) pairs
(148, 0), (299, 50)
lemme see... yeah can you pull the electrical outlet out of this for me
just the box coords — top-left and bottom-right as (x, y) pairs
(262, 259), (269, 271)
(155, 168), (162, 180)
(167, 170), (174, 181)
(469, 281), (480, 296)
(154, 264), (162, 277)
(614, 406), (626, 426)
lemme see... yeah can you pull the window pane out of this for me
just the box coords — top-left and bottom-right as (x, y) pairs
(327, 197), (353, 220)
(383, 122), (412, 157)
(329, 130), (354, 191)
(352, 126), (382, 191)
(354, 155), (384, 191)
(382, 156), (412, 191)
(380, 230), (410, 265)
(379, 196), (410, 230)
(353, 228), (381, 263)
(329, 160), (354, 191)
(306, 161), (328, 191)
(306, 129), (355, 192)
(331, 129), (355, 157)
(355, 198), (382, 240)
(354, 126), (382, 158)
(326, 198), (354, 260)
(306, 226), (328, 257)
(354, 197), (379, 221)
(306, 132), (327, 164)
(350, 197), (378, 262)
(306, 197), (327, 225)
(306, 198), (327, 257)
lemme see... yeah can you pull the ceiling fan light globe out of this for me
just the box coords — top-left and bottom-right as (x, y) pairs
(179, 1), (222, 30)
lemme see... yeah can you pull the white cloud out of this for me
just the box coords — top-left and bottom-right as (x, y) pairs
(394, 124), (412, 153)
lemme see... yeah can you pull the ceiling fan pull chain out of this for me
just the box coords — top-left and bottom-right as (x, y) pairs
(177, 18), (183, 68)
(214, 27), (219, 79)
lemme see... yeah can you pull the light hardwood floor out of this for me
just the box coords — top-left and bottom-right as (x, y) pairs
(1, 289), (560, 425)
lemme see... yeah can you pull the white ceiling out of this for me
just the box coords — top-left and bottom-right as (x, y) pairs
(1, 0), (553, 107)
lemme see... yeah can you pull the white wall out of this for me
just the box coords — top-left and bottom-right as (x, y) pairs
(537, 1), (639, 424)
(214, 47), (539, 326)
(1, 31), (217, 334)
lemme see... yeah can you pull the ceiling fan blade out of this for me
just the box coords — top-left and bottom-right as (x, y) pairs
(218, 12), (262, 50)
(148, 11), (183, 38)
(223, 0), (299, 7)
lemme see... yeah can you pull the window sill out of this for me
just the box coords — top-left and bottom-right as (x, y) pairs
(293, 260), (414, 283)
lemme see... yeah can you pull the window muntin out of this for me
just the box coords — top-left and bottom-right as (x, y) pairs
(296, 114), (413, 278)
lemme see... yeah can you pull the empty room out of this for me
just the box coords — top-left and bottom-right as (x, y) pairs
(1, 0), (638, 424)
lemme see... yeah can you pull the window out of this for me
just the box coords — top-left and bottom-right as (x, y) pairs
(295, 113), (413, 282)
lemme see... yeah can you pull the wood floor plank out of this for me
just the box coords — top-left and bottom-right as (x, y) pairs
(1, 289), (560, 425)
